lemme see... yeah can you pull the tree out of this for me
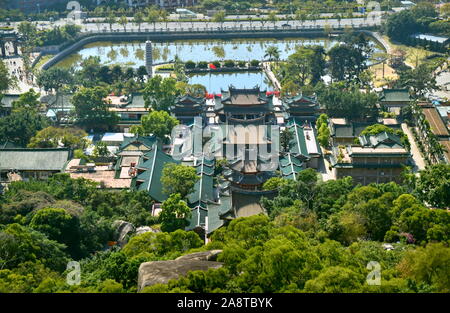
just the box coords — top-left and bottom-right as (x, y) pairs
(76, 56), (102, 87)
(0, 59), (15, 93)
(122, 229), (203, 259)
(146, 8), (160, 31)
(91, 141), (109, 158)
(309, 46), (326, 85)
(159, 194), (192, 232)
(267, 11), (279, 27)
(0, 223), (68, 271)
(316, 83), (378, 121)
(212, 11), (226, 28)
(29, 208), (81, 258)
(304, 266), (363, 293)
(28, 127), (87, 149)
(328, 44), (368, 83)
(441, 3), (450, 18)
(398, 243), (450, 292)
(264, 46), (280, 62)
(131, 110), (178, 142)
(317, 124), (330, 147)
(119, 16), (128, 31)
(11, 89), (41, 112)
(72, 86), (119, 131)
(385, 10), (418, 43)
(134, 11), (144, 31)
(280, 128), (293, 152)
(395, 63), (436, 99)
(414, 164), (450, 208)
(0, 110), (48, 146)
(17, 22), (37, 51)
(143, 76), (181, 111)
(262, 177), (289, 191)
(161, 163), (199, 198)
(284, 47), (314, 86)
(105, 13), (116, 31)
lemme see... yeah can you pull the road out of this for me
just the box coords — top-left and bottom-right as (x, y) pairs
(401, 123), (426, 172)
(3, 15), (382, 33)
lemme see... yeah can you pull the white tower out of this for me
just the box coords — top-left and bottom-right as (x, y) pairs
(145, 40), (153, 78)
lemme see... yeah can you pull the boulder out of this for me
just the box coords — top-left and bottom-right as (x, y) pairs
(175, 250), (222, 262)
(138, 250), (223, 291)
(135, 226), (160, 235)
(112, 220), (135, 246)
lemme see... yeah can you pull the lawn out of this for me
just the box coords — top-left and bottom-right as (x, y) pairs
(382, 35), (435, 68)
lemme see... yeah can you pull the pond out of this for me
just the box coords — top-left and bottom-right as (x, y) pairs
(188, 71), (271, 93)
(54, 37), (384, 69)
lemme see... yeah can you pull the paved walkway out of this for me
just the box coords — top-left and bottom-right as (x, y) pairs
(4, 56), (38, 94)
(262, 62), (281, 91)
(401, 123), (426, 172)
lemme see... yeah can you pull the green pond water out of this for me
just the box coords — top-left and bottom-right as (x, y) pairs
(188, 71), (271, 93)
(55, 37), (383, 92)
(56, 37), (383, 68)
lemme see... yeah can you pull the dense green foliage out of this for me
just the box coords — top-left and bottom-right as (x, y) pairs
(316, 82), (378, 121)
(0, 109), (49, 146)
(161, 163), (199, 199)
(130, 110), (179, 142)
(27, 127), (87, 149)
(0, 163), (449, 294)
(72, 86), (119, 131)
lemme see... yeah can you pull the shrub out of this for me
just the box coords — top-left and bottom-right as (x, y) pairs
(185, 60), (196, 69)
(224, 60), (235, 68)
(250, 59), (259, 67)
(238, 61), (246, 67)
(197, 61), (208, 69)
(212, 61), (221, 68)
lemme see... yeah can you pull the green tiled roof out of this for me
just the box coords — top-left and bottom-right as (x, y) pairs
(119, 135), (157, 152)
(134, 144), (179, 202)
(214, 86), (274, 114)
(0, 148), (71, 171)
(186, 207), (208, 231)
(0, 94), (20, 109)
(283, 94), (319, 115)
(206, 195), (232, 234)
(128, 94), (146, 108)
(359, 132), (403, 149)
(287, 121), (309, 157)
(279, 153), (304, 180)
(187, 157), (216, 207)
(171, 95), (204, 116)
(283, 94), (317, 105)
(379, 89), (412, 103)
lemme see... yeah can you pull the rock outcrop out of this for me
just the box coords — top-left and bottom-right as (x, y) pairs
(135, 226), (160, 235)
(138, 250), (223, 291)
(112, 220), (135, 246)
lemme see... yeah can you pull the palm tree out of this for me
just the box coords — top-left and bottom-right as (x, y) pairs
(248, 15), (253, 28)
(105, 13), (116, 32)
(159, 9), (169, 29)
(264, 46), (280, 62)
(268, 11), (278, 28)
(119, 16), (128, 32)
(212, 11), (226, 30)
(146, 8), (160, 31)
(134, 11), (144, 32)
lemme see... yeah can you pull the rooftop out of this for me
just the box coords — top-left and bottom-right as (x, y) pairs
(380, 89), (412, 103)
(422, 107), (450, 137)
(0, 148), (70, 171)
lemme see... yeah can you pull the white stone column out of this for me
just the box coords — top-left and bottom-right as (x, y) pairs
(145, 40), (153, 78)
